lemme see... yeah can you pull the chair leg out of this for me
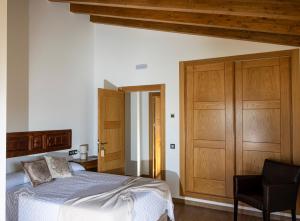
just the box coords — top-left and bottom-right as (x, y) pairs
(291, 209), (296, 221)
(234, 199), (238, 221)
(263, 210), (270, 221)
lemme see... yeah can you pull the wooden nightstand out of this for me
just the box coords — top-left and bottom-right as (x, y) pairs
(71, 156), (98, 172)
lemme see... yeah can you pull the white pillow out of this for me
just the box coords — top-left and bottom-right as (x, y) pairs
(69, 162), (85, 172)
(6, 171), (29, 190)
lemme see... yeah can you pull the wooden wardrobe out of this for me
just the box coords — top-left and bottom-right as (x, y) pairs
(180, 49), (300, 205)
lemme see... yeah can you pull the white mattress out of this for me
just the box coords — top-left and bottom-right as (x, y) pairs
(6, 171), (172, 221)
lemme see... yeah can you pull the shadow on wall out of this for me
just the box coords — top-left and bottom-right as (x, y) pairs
(126, 160), (137, 176)
(164, 170), (181, 197)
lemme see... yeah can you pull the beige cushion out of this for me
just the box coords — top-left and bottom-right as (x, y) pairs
(44, 156), (72, 178)
(22, 159), (53, 187)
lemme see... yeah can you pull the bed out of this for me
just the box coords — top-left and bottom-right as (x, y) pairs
(6, 163), (174, 221)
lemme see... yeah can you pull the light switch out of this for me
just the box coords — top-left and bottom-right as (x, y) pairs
(69, 150), (78, 156)
(170, 144), (175, 149)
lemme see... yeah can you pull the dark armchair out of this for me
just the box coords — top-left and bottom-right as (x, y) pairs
(234, 159), (300, 221)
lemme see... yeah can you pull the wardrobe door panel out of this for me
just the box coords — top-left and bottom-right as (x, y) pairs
(193, 110), (225, 140)
(186, 62), (234, 197)
(243, 151), (281, 175)
(194, 147), (226, 180)
(242, 60), (280, 101)
(193, 179), (226, 196)
(236, 57), (291, 175)
(193, 66), (225, 102)
(243, 109), (281, 143)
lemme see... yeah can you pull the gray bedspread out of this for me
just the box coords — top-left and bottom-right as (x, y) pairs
(6, 171), (174, 221)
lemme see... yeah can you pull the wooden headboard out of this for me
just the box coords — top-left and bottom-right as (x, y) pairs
(6, 129), (72, 158)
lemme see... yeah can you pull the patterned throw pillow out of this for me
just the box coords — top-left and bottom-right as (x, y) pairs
(22, 159), (53, 187)
(44, 156), (72, 178)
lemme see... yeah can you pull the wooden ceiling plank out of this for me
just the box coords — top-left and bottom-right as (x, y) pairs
(90, 15), (300, 47)
(51, 0), (300, 20)
(71, 4), (300, 36)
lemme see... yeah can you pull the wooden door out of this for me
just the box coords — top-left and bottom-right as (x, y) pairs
(185, 61), (235, 197)
(98, 89), (125, 174)
(235, 57), (291, 175)
(149, 92), (162, 179)
(154, 95), (162, 179)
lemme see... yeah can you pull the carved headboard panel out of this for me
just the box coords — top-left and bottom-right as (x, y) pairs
(7, 130), (72, 158)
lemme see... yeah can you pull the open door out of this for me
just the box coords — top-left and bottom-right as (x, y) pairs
(98, 89), (125, 175)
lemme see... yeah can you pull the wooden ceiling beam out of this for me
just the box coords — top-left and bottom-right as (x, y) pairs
(71, 4), (300, 36)
(90, 15), (300, 47)
(51, 0), (300, 20)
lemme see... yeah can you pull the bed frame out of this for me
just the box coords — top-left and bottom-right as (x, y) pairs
(6, 129), (72, 158)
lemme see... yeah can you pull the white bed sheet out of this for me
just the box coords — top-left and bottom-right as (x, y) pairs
(7, 171), (172, 221)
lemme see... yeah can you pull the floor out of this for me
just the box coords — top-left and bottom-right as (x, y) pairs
(174, 203), (291, 221)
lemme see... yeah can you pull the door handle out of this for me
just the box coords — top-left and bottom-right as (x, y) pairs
(98, 141), (107, 151)
(100, 142), (107, 149)
(97, 139), (107, 146)
(98, 141), (107, 158)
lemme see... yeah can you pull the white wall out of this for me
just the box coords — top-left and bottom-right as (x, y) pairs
(93, 24), (294, 197)
(125, 93), (134, 175)
(0, 0), (7, 218)
(140, 92), (149, 175)
(125, 91), (150, 176)
(7, 0), (29, 132)
(6, 0), (95, 173)
(127, 92), (139, 176)
(28, 0), (94, 143)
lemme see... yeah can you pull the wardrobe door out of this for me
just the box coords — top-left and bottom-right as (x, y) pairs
(235, 57), (291, 175)
(186, 61), (235, 197)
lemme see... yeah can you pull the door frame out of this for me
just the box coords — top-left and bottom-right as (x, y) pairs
(119, 84), (166, 180)
(180, 49), (300, 202)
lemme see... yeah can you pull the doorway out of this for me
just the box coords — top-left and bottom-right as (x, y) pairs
(98, 84), (165, 180)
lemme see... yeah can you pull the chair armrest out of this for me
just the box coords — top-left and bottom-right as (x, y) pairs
(234, 175), (262, 196)
(263, 183), (298, 211)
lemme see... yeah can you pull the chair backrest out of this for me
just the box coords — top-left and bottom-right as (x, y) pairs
(262, 159), (300, 184)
